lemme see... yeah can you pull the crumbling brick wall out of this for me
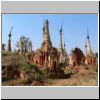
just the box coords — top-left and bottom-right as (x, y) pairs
(69, 48), (85, 67)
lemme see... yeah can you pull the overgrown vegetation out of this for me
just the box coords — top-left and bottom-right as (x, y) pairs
(2, 53), (52, 85)
(2, 53), (98, 86)
(22, 64), (30, 74)
(19, 63), (50, 85)
(2, 52), (8, 56)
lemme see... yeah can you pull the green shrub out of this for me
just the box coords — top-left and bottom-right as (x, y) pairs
(27, 77), (33, 84)
(2, 52), (8, 56)
(20, 79), (28, 84)
(31, 64), (37, 68)
(22, 64), (30, 74)
(33, 73), (42, 81)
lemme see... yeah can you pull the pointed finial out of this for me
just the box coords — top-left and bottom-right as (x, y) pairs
(9, 26), (14, 37)
(87, 28), (89, 39)
(42, 25), (45, 32)
(42, 18), (45, 32)
(64, 42), (65, 48)
(60, 21), (63, 32)
(45, 19), (48, 24)
(42, 19), (45, 31)
(60, 25), (62, 32)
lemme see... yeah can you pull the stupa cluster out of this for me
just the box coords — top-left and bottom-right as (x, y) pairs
(2, 19), (97, 69)
(29, 20), (68, 69)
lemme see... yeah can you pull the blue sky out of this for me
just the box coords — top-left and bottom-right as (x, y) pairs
(2, 14), (98, 54)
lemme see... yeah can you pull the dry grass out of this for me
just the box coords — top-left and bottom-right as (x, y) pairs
(48, 65), (98, 86)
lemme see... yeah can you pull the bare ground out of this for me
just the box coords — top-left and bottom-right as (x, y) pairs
(46, 68), (98, 86)
(46, 72), (98, 86)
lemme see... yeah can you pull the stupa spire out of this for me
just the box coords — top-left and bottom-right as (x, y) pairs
(85, 28), (93, 56)
(59, 25), (63, 53)
(41, 19), (52, 51)
(6, 26), (13, 52)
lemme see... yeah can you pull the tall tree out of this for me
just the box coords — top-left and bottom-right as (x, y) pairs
(16, 36), (31, 53)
